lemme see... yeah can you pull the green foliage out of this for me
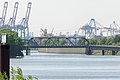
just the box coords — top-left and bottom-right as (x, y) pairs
(10, 66), (38, 80)
(99, 37), (107, 45)
(89, 35), (120, 46)
(78, 38), (87, 45)
(105, 37), (113, 45)
(89, 38), (98, 45)
(117, 43), (120, 46)
(113, 35), (120, 43)
(0, 72), (8, 80)
(0, 29), (21, 45)
(0, 29), (24, 58)
(0, 66), (36, 80)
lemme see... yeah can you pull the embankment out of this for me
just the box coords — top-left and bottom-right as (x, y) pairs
(38, 48), (86, 54)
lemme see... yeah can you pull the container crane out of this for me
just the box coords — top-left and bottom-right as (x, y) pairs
(0, 2), (8, 27)
(82, 18), (104, 39)
(17, 2), (32, 39)
(40, 28), (47, 37)
(109, 21), (120, 35)
(8, 2), (19, 28)
(50, 28), (54, 36)
(21, 2), (32, 27)
(74, 28), (81, 37)
(3, 2), (19, 30)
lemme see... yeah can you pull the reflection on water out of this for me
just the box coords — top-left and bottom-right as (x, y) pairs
(10, 52), (120, 80)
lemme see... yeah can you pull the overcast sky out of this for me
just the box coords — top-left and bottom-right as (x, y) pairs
(0, 0), (120, 36)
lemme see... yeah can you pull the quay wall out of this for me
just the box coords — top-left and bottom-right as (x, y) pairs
(38, 48), (86, 54)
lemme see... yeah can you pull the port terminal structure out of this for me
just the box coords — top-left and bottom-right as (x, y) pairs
(0, 2), (120, 40)
(40, 18), (120, 39)
(0, 2), (32, 40)
(80, 18), (120, 39)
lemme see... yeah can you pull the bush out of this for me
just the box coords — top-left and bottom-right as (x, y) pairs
(11, 67), (38, 80)
(0, 29), (24, 58)
(0, 67), (38, 80)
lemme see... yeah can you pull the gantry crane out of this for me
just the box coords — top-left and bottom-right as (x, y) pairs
(74, 28), (81, 37)
(3, 2), (19, 30)
(82, 18), (104, 39)
(8, 2), (19, 28)
(50, 28), (54, 36)
(109, 21), (120, 36)
(40, 28), (47, 37)
(17, 2), (32, 39)
(0, 2), (8, 27)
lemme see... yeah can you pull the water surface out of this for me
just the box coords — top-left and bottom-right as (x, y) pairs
(10, 52), (120, 80)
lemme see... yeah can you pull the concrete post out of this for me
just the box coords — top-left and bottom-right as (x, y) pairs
(112, 50), (116, 55)
(26, 49), (28, 55)
(86, 46), (92, 55)
(102, 50), (105, 55)
(88, 49), (92, 55)
(0, 45), (10, 79)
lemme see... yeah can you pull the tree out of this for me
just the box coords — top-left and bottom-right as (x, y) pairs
(89, 38), (98, 45)
(105, 37), (114, 45)
(0, 67), (38, 80)
(99, 37), (107, 45)
(113, 35), (120, 43)
(0, 29), (24, 58)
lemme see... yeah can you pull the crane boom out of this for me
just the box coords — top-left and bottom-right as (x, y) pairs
(0, 2), (8, 26)
(25, 2), (32, 22)
(8, 2), (19, 27)
(21, 2), (32, 27)
(50, 28), (54, 35)
(77, 28), (81, 35)
(40, 28), (45, 33)
(12, 2), (19, 25)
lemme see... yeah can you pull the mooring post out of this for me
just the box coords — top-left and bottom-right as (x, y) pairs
(102, 50), (105, 55)
(0, 45), (10, 79)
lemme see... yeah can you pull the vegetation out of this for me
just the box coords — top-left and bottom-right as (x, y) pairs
(0, 29), (24, 58)
(11, 67), (38, 80)
(0, 67), (38, 80)
(88, 35), (120, 55)
(89, 35), (120, 46)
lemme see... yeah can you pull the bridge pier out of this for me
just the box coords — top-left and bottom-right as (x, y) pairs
(112, 50), (116, 55)
(26, 49), (28, 55)
(26, 49), (30, 55)
(102, 50), (105, 55)
(86, 46), (92, 55)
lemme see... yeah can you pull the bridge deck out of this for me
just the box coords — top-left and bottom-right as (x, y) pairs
(23, 45), (120, 51)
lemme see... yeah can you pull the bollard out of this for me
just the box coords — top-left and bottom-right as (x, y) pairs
(0, 45), (10, 79)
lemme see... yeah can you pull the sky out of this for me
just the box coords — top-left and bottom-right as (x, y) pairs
(0, 0), (120, 36)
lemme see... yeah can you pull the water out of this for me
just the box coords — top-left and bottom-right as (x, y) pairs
(10, 52), (120, 80)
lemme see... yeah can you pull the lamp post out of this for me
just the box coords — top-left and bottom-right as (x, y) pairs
(0, 33), (10, 79)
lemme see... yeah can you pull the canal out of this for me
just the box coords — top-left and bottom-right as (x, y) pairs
(10, 51), (120, 80)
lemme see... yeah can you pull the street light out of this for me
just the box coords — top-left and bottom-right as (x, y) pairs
(1, 33), (6, 44)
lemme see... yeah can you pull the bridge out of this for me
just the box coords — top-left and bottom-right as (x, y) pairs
(23, 37), (120, 55)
